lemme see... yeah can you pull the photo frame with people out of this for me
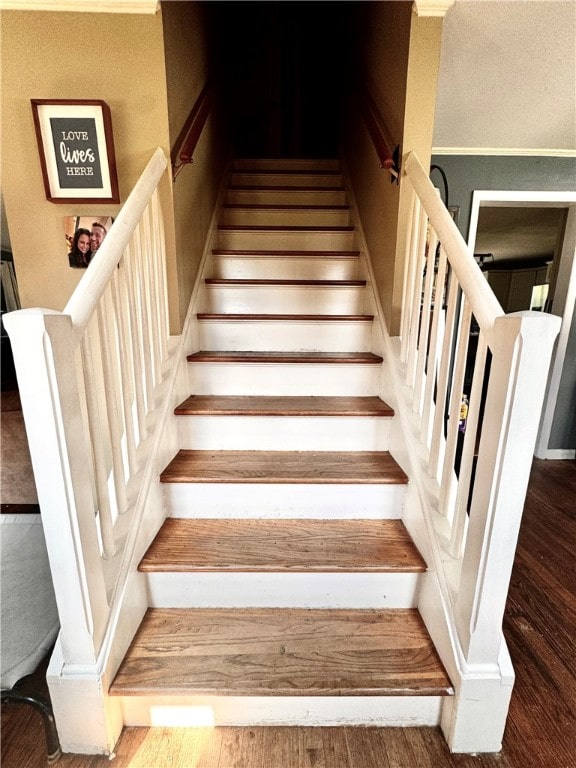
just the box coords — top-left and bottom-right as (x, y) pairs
(63, 216), (114, 269)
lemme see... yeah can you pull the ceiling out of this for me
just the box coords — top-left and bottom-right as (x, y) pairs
(433, 0), (576, 152)
(474, 206), (567, 265)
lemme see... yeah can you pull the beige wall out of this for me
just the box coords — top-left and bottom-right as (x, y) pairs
(0, 10), (179, 322)
(345, 3), (443, 335)
(345, 2), (412, 334)
(162, 1), (229, 330)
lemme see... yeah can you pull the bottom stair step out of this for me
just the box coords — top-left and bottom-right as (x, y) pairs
(110, 608), (452, 698)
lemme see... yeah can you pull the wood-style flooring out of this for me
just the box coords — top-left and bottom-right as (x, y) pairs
(2, 459), (575, 767)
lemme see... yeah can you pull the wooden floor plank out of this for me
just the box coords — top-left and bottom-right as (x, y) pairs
(159, 450), (408, 484)
(174, 395), (394, 417)
(139, 519), (426, 573)
(109, 608), (452, 697)
(187, 351), (383, 364)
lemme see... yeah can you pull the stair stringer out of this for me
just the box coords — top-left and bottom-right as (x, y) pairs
(343, 162), (515, 753)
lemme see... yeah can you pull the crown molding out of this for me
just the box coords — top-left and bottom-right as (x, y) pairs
(0, 0), (159, 12)
(412, 0), (456, 17)
(432, 147), (576, 158)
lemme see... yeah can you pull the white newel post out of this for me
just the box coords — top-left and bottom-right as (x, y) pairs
(4, 308), (121, 754)
(444, 311), (561, 753)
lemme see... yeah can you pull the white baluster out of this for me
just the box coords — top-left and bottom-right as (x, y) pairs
(406, 205), (428, 388)
(151, 187), (169, 360)
(124, 241), (148, 441)
(449, 332), (488, 558)
(111, 263), (138, 476)
(413, 227), (438, 415)
(428, 270), (459, 480)
(97, 297), (128, 517)
(400, 188), (418, 363)
(421, 245), (448, 450)
(439, 297), (471, 523)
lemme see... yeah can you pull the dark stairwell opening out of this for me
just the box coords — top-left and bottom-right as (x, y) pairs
(206, 1), (355, 159)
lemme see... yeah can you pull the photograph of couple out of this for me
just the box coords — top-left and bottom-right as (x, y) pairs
(63, 215), (114, 269)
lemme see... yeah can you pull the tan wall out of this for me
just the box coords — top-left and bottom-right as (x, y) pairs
(345, 2), (412, 334)
(393, 12), (443, 331)
(162, 1), (229, 330)
(345, 3), (443, 335)
(0, 10), (177, 323)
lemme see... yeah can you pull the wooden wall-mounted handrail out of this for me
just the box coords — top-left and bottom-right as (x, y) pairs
(360, 90), (400, 181)
(171, 81), (214, 181)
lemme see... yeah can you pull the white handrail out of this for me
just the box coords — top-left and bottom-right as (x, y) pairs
(404, 152), (504, 339)
(4, 147), (173, 661)
(65, 147), (168, 334)
(400, 149), (561, 749)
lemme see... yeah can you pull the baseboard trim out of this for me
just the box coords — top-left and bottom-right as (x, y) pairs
(432, 147), (576, 158)
(540, 448), (576, 460)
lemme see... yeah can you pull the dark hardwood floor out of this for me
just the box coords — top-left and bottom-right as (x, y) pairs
(2, 459), (575, 768)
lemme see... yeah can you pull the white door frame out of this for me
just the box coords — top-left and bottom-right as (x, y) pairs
(468, 190), (576, 460)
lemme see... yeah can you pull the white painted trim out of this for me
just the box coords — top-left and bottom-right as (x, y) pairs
(540, 449), (576, 460)
(0, 0), (159, 12)
(432, 147), (576, 158)
(412, 0), (455, 17)
(536, 207), (576, 457)
(146, 572), (421, 610)
(119, 694), (445, 728)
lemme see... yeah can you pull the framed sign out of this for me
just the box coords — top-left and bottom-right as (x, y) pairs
(31, 99), (119, 204)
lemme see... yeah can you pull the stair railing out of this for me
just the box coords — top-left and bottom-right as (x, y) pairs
(400, 151), (560, 676)
(4, 147), (172, 668)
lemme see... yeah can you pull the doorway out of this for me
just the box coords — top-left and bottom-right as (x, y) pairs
(467, 190), (576, 458)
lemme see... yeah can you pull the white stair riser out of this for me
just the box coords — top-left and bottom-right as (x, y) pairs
(217, 229), (355, 251)
(201, 286), (366, 314)
(145, 572), (420, 609)
(188, 362), (382, 396)
(211, 256), (360, 281)
(226, 189), (347, 206)
(177, 415), (392, 451)
(164, 482), (405, 519)
(233, 158), (341, 171)
(220, 208), (351, 227)
(119, 695), (443, 728)
(229, 172), (343, 187)
(197, 320), (373, 352)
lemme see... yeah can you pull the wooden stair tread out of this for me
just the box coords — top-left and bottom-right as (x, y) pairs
(139, 519), (426, 573)
(231, 169), (342, 176)
(222, 204), (350, 211)
(227, 185), (346, 192)
(212, 249), (360, 258)
(187, 351), (383, 364)
(174, 395), (394, 417)
(160, 450), (408, 484)
(217, 225), (355, 232)
(205, 279), (366, 286)
(197, 313), (374, 321)
(109, 607), (453, 697)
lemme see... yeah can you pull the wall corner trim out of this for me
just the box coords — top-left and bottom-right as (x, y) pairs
(412, 0), (455, 17)
(432, 147), (576, 158)
(0, 0), (159, 13)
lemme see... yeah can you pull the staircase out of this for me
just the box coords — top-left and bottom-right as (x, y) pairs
(109, 158), (453, 728)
